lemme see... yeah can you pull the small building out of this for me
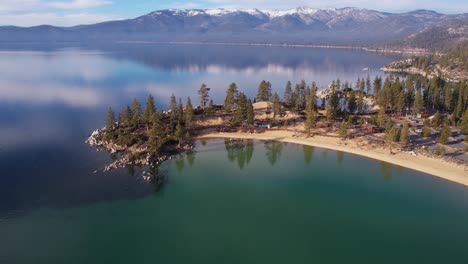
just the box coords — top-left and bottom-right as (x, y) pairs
(254, 121), (271, 129)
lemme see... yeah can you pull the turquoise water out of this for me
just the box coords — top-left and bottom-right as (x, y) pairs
(2, 139), (468, 264)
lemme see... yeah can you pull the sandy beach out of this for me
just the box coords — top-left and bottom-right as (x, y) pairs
(197, 130), (468, 187)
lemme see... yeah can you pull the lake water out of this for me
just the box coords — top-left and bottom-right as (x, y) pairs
(1, 43), (468, 263)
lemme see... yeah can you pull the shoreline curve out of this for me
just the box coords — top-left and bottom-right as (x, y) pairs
(197, 130), (468, 187)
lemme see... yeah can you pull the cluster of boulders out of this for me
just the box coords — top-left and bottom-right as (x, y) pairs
(87, 129), (194, 172)
(86, 129), (127, 154)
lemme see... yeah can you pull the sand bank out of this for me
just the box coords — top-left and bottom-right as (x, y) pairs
(197, 130), (468, 187)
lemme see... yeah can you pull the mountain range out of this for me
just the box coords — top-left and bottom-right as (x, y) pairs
(1, 7), (467, 48)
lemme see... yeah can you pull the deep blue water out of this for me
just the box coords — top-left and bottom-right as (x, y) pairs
(0, 43), (402, 215)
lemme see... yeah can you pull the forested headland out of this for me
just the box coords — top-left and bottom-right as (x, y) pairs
(88, 74), (468, 174)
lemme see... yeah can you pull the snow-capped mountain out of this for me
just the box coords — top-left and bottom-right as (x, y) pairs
(0, 7), (466, 46)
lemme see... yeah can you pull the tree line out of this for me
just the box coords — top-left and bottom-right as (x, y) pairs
(103, 75), (468, 154)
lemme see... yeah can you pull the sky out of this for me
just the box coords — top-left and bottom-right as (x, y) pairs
(1, 0), (467, 27)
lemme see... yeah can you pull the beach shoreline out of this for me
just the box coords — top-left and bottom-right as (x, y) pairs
(197, 130), (468, 187)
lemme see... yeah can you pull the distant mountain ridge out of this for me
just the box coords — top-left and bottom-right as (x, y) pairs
(1, 7), (467, 46)
(388, 19), (468, 50)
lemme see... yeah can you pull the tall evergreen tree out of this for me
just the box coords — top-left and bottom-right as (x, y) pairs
(377, 107), (387, 128)
(177, 98), (184, 124)
(413, 88), (423, 115)
(272, 92), (281, 120)
(366, 74), (371, 94)
(233, 93), (248, 126)
(106, 107), (116, 130)
(175, 122), (185, 145)
(256, 80), (272, 102)
(185, 97), (194, 129)
(120, 106), (133, 127)
(224, 82), (238, 113)
(284, 81), (292, 107)
(461, 108), (468, 134)
(149, 112), (164, 154)
(143, 94), (156, 124)
(246, 99), (255, 125)
(400, 121), (410, 144)
(433, 111), (442, 127)
(198, 83), (210, 110)
(131, 98), (142, 126)
(327, 83), (339, 121)
(438, 125), (451, 144)
(396, 90), (406, 116)
(373, 76), (382, 99)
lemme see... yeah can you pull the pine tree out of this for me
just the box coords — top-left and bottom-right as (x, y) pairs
(272, 92), (281, 120)
(438, 125), (451, 144)
(131, 98), (142, 126)
(175, 122), (185, 145)
(396, 89), (406, 116)
(233, 93), (248, 126)
(224, 82), (238, 113)
(327, 84), (339, 121)
(377, 107), (387, 128)
(373, 76), (382, 100)
(177, 98), (184, 124)
(455, 89), (464, 119)
(339, 121), (348, 139)
(149, 113), (163, 154)
(246, 99), (255, 125)
(143, 94), (156, 124)
(167, 94), (177, 132)
(366, 75), (371, 94)
(120, 106), (133, 127)
(433, 111), (441, 127)
(400, 121), (410, 144)
(106, 107), (116, 130)
(461, 109), (468, 134)
(385, 118), (393, 133)
(413, 88), (423, 115)
(284, 81), (292, 107)
(185, 97), (194, 129)
(357, 78), (365, 113)
(198, 83), (210, 110)
(169, 93), (177, 119)
(256, 80), (272, 102)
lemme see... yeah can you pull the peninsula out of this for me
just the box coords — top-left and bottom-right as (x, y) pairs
(87, 77), (468, 186)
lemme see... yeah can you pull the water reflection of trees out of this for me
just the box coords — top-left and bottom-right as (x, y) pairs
(381, 162), (392, 182)
(265, 141), (284, 166)
(337, 151), (344, 164)
(175, 158), (185, 173)
(303, 145), (315, 165)
(224, 139), (254, 169)
(186, 152), (195, 167)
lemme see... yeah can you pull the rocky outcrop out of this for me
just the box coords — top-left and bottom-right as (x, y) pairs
(86, 128), (194, 172)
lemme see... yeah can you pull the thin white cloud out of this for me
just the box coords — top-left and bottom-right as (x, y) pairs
(47, 0), (113, 10)
(0, 12), (123, 26)
(0, 0), (40, 13)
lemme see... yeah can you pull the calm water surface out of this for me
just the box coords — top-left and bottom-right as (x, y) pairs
(1, 44), (467, 263)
